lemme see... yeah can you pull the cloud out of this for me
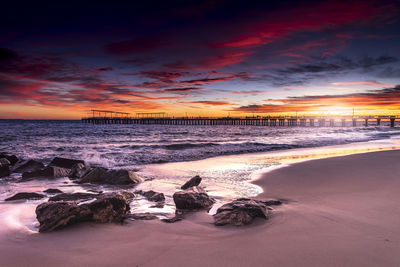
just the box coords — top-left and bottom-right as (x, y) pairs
(262, 55), (399, 87)
(184, 101), (233, 106)
(232, 85), (400, 113)
(330, 81), (392, 87)
(164, 87), (202, 92)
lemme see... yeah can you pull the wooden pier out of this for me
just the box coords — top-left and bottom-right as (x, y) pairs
(82, 110), (399, 127)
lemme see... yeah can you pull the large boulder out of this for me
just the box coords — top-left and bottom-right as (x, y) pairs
(78, 167), (143, 185)
(68, 163), (90, 179)
(0, 154), (19, 165)
(36, 192), (131, 232)
(22, 166), (70, 179)
(48, 157), (85, 169)
(213, 198), (269, 226)
(181, 175), (202, 190)
(5, 192), (46, 201)
(12, 159), (44, 173)
(173, 186), (215, 210)
(0, 158), (11, 178)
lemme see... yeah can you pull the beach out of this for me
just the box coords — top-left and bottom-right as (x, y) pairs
(1, 149), (400, 266)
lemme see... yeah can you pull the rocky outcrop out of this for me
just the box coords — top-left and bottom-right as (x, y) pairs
(43, 188), (64, 194)
(78, 167), (143, 185)
(173, 186), (215, 210)
(35, 192), (131, 232)
(12, 159), (44, 173)
(0, 158), (11, 178)
(181, 175), (202, 190)
(5, 192), (46, 201)
(22, 166), (70, 179)
(48, 157), (85, 169)
(213, 198), (270, 226)
(135, 190), (165, 202)
(68, 163), (90, 179)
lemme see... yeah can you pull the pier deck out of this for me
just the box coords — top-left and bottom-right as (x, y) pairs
(82, 110), (398, 127)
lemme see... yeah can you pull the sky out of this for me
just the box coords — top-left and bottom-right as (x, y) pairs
(1, 0), (400, 119)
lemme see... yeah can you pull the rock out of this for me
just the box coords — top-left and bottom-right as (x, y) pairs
(5, 192), (46, 201)
(213, 198), (269, 226)
(136, 190), (165, 202)
(68, 163), (90, 179)
(49, 192), (99, 202)
(0, 158), (11, 178)
(43, 188), (64, 194)
(78, 167), (143, 185)
(181, 175), (202, 190)
(173, 186), (215, 210)
(260, 199), (283, 206)
(36, 192), (131, 232)
(129, 213), (159, 220)
(48, 191), (135, 203)
(118, 191), (135, 201)
(161, 216), (183, 223)
(12, 159), (45, 173)
(0, 158), (11, 165)
(0, 154), (19, 165)
(48, 157), (85, 169)
(22, 166), (70, 179)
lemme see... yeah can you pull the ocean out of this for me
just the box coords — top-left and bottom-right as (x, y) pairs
(1, 119), (400, 232)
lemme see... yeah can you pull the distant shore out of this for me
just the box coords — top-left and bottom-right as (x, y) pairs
(1, 149), (400, 266)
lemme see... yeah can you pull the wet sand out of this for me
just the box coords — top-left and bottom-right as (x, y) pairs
(1, 149), (400, 266)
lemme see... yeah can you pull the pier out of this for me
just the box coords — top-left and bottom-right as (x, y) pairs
(82, 110), (399, 127)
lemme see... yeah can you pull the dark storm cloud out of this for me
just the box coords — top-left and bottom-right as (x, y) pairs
(279, 56), (398, 74)
(260, 55), (400, 87)
(1, 0), (400, 116)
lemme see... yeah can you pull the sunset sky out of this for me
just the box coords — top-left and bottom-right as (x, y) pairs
(1, 0), (400, 119)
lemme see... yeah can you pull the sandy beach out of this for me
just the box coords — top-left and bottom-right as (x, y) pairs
(1, 149), (400, 267)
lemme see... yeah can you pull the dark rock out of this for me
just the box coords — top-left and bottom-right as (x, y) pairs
(12, 159), (45, 173)
(260, 199), (283, 206)
(129, 213), (159, 220)
(0, 154), (19, 165)
(173, 186), (215, 210)
(43, 188), (64, 194)
(49, 192), (99, 202)
(161, 216), (183, 223)
(36, 192), (131, 232)
(213, 198), (269, 226)
(118, 191), (135, 201)
(68, 163), (90, 179)
(5, 192), (46, 201)
(48, 191), (135, 203)
(0, 158), (11, 178)
(0, 158), (11, 165)
(48, 157), (85, 169)
(78, 167), (143, 185)
(22, 166), (70, 179)
(161, 214), (184, 223)
(136, 190), (165, 202)
(181, 175), (202, 190)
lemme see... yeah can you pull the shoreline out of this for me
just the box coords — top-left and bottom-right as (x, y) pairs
(1, 149), (400, 266)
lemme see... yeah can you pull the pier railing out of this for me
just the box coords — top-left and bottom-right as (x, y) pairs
(82, 113), (399, 127)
